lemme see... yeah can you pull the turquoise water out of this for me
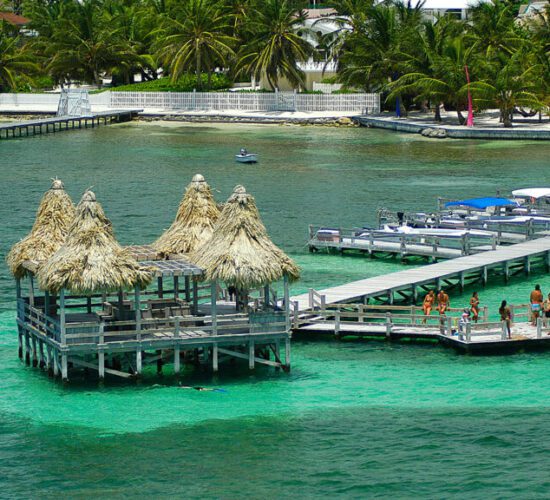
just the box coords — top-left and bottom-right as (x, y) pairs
(2, 123), (550, 497)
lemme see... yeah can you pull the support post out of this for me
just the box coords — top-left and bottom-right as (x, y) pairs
(60, 289), (66, 345)
(134, 286), (141, 339)
(212, 344), (218, 372)
(136, 350), (142, 375)
(537, 317), (542, 339)
(174, 345), (180, 374)
(466, 322), (471, 342)
(249, 341), (255, 370)
(482, 266), (488, 286)
(174, 276), (179, 299)
(525, 256), (531, 275)
(157, 276), (164, 298)
(283, 274), (290, 332)
(98, 350), (105, 380)
(385, 313), (392, 338)
(185, 276), (191, 302)
(459, 272), (465, 292)
(285, 337), (291, 370)
(61, 353), (68, 382)
(28, 275), (35, 307)
(335, 311), (341, 336)
(211, 280), (218, 336)
(192, 279), (198, 314)
(53, 351), (59, 376)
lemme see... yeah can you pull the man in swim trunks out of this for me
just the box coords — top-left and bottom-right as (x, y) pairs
(437, 289), (450, 315)
(422, 290), (435, 324)
(530, 284), (543, 326)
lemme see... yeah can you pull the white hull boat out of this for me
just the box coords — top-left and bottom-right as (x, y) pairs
(235, 153), (258, 163)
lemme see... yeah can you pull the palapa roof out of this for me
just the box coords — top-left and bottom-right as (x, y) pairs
(191, 185), (300, 289)
(37, 190), (152, 294)
(153, 174), (220, 257)
(7, 179), (75, 279)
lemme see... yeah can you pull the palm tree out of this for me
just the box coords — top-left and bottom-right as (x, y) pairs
(470, 47), (543, 126)
(154, 0), (235, 89)
(389, 19), (475, 123)
(0, 20), (37, 91)
(44, 0), (142, 86)
(236, 0), (313, 90)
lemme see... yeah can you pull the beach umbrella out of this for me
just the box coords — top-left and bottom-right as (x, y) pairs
(153, 174), (220, 257)
(37, 190), (152, 294)
(7, 178), (75, 279)
(191, 185), (300, 290)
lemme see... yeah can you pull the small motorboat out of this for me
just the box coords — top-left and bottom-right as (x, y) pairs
(235, 149), (258, 163)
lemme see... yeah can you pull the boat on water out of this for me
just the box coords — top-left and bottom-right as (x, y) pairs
(235, 148), (258, 163)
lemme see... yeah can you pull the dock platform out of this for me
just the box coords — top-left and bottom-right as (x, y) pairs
(0, 109), (142, 140)
(292, 237), (550, 311)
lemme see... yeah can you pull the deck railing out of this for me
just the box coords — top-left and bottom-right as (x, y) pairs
(308, 225), (497, 256)
(19, 302), (288, 347)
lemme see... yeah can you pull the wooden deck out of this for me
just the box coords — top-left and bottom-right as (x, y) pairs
(0, 109), (141, 140)
(292, 237), (550, 311)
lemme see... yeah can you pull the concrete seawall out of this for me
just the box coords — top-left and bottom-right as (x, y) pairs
(356, 116), (550, 140)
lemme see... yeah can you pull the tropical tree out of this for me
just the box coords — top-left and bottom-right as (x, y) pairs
(154, 0), (235, 89)
(0, 20), (37, 91)
(470, 47), (543, 126)
(389, 20), (476, 123)
(42, 0), (144, 86)
(236, 0), (313, 90)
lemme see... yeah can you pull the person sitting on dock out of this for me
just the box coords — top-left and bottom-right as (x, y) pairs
(422, 290), (435, 323)
(459, 308), (471, 333)
(437, 289), (450, 315)
(469, 291), (480, 323)
(530, 284), (543, 326)
(499, 300), (512, 339)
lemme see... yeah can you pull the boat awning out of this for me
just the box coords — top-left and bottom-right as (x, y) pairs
(512, 188), (550, 199)
(445, 197), (517, 209)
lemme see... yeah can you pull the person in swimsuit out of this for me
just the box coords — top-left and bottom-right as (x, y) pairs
(437, 289), (450, 315)
(422, 290), (435, 323)
(499, 300), (512, 339)
(530, 284), (543, 326)
(544, 293), (550, 319)
(469, 291), (480, 323)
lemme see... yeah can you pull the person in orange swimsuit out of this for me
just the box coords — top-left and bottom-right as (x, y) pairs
(437, 289), (450, 315)
(469, 291), (480, 323)
(422, 290), (435, 323)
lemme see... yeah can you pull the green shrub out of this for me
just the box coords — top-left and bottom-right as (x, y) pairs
(110, 74), (232, 92)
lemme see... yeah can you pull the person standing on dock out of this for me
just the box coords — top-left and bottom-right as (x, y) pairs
(544, 293), (550, 320)
(437, 289), (450, 315)
(499, 300), (512, 339)
(530, 284), (543, 326)
(422, 290), (435, 323)
(470, 292), (480, 323)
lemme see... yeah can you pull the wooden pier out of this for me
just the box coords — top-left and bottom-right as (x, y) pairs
(293, 303), (550, 353)
(308, 225), (499, 261)
(292, 237), (550, 311)
(0, 109), (141, 140)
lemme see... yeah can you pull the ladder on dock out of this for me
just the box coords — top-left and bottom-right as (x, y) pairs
(291, 237), (550, 311)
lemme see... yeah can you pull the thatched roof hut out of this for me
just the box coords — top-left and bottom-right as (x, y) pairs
(37, 190), (152, 294)
(153, 174), (220, 257)
(7, 179), (75, 279)
(191, 185), (300, 289)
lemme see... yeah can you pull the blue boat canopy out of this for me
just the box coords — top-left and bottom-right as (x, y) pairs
(445, 197), (517, 209)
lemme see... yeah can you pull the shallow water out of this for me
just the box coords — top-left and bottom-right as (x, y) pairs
(1, 123), (550, 497)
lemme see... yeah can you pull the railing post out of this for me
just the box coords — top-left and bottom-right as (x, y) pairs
(466, 322), (471, 342)
(60, 288), (66, 346)
(447, 316), (452, 336)
(537, 317), (542, 339)
(293, 301), (299, 328)
(501, 320), (508, 340)
(385, 312), (392, 338)
(321, 294), (326, 312)
(491, 234), (497, 251)
(334, 311), (341, 335)
(308, 288), (314, 309)
(483, 305), (488, 322)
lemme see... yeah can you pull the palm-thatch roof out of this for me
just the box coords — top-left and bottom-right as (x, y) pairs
(153, 174), (220, 257)
(37, 190), (152, 294)
(7, 178), (75, 279)
(191, 185), (300, 289)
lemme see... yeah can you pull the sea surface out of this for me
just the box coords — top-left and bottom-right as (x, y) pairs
(1, 122), (550, 498)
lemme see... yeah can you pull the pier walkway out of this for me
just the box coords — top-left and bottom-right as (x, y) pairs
(291, 237), (550, 311)
(0, 109), (141, 140)
(293, 303), (550, 353)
